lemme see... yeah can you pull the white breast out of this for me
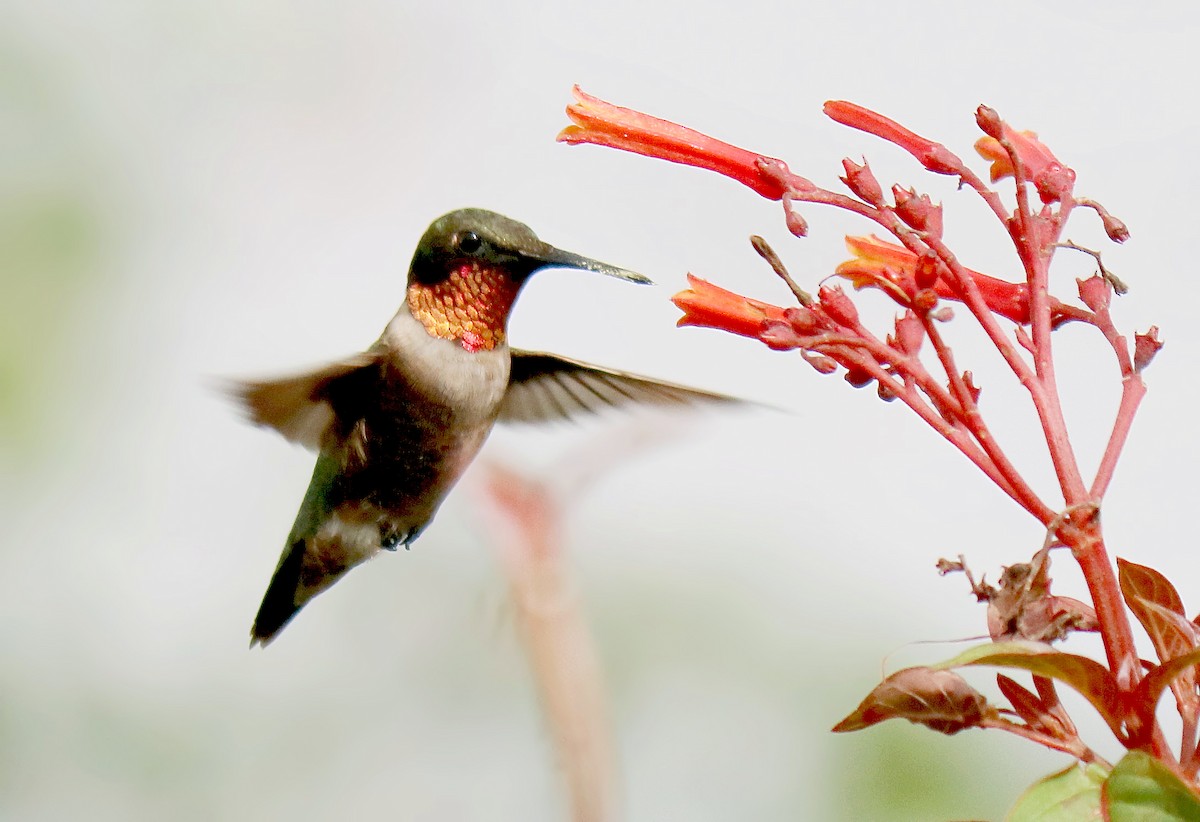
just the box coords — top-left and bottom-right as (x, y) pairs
(380, 305), (511, 422)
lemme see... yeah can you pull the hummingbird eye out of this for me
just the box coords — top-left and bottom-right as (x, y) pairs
(455, 231), (482, 254)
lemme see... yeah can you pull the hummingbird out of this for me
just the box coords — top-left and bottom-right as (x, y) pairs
(236, 208), (733, 646)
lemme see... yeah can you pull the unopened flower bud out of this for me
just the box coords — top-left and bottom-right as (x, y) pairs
(892, 186), (943, 238)
(784, 306), (819, 334)
(975, 105), (1004, 139)
(895, 311), (924, 355)
(760, 320), (802, 351)
(1101, 211), (1130, 244)
(783, 197), (809, 238)
(962, 371), (981, 403)
(1034, 164), (1076, 204)
(802, 351), (838, 374)
(914, 251), (941, 289)
(1134, 327), (1163, 372)
(844, 366), (874, 388)
(818, 284), (860, 327)
(840, 158), (884, 205)
(1076, 275), (1110, 314)
(913, 288), (939, 313)
(877, 380), (898, 402)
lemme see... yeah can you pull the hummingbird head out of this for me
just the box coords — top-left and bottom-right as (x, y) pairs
(406, 208), (650, 352)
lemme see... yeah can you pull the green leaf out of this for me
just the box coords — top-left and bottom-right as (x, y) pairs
(935, 641), (1121, 733)
(1005, 762), (1107, 821)
(1101, 751), (1200, 821)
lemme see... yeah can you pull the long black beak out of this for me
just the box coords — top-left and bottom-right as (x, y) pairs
(526, 244), (653, 285)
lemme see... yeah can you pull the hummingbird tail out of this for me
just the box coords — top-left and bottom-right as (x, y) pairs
(250, 538), (309, 647)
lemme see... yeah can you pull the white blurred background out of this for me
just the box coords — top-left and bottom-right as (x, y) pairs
(4, 2), (1198, 819)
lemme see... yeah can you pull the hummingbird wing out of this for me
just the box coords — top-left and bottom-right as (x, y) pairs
(498, 349), (738, 423)
(236, 353), (388, 645)
(232, 352), (380, 450)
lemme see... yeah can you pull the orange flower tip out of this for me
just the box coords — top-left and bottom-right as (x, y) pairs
(556, 125), (583, 144)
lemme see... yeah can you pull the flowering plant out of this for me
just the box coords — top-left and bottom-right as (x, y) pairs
(559, 86), (1197, 819)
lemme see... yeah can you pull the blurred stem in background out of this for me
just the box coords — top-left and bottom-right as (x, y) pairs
(474, 417), (686, 822)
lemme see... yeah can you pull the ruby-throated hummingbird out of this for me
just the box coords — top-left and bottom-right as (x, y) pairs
(236, 208), (731, 645)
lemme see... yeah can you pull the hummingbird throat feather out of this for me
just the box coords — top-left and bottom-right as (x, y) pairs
(407, 261), (519, 352)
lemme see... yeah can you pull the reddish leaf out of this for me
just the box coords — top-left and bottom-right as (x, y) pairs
(996, 674), (1061, 735)
(936, 641), (1122, 735)
(1118, 558), (1186, 614)
(833, 667), (994, 736)
(1135, 599), (1200, 663)
(1119, 558), (1195, 664)
(1129, 647), (1200, 735)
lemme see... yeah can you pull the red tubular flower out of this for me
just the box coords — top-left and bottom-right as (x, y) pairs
(824, 101), (964, 176)
(672, 274), (788, 338)
(974, 127), (1075, 204)
(837, 235), (1055, 324)
(558, 86), (790, 200)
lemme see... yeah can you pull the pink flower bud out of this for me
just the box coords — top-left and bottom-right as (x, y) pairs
(891, 186), (943, 238)
(844, 366), (874, 388)
(930, 306), (954, 322)
(895, 311), (924, 355)
(1076, 275), (1110, 314)
(783, 197), (809, 238)
(962, 371), (981, 403)
(1134, 327), (1163, 372)
(913, 288), (939, 313)
(840, 157), (884, 205)
(760, 321), (803, 351)
(803, 352), (838, 374)
(784, 306), (820, 334)
(1033, 164), (1076, 204)
(1099, 210), (1130, 243)
(974, 105), (1004, 140)
(818, 284), (860, 327)
(914, 251), (941, 290)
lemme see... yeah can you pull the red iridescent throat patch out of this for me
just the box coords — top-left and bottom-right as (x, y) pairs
(407, 261), (520, 352)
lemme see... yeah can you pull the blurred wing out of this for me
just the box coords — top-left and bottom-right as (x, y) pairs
(230, 352), (379, 450)
(498, 349), (738, 424)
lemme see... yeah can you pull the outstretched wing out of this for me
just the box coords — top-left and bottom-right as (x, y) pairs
(498, 349), (738, 424)
(230, 352), (380, 450)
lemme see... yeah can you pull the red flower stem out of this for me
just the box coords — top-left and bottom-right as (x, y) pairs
(1091, 376), (1146, 500)
(1070, 528), (1169, 762)
(982, 716), (1105, 765)
(956, 165), (1013, 227)
(1181, 711), (1199, 775)
(920, 317), (1053, 522)
(996, 136), (1090, 505)
(1086, 301), (1141, 499)
(760, 161), (1083, 524)
(994, 142), (1141, 712)
(808, 332), (1031, 512)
